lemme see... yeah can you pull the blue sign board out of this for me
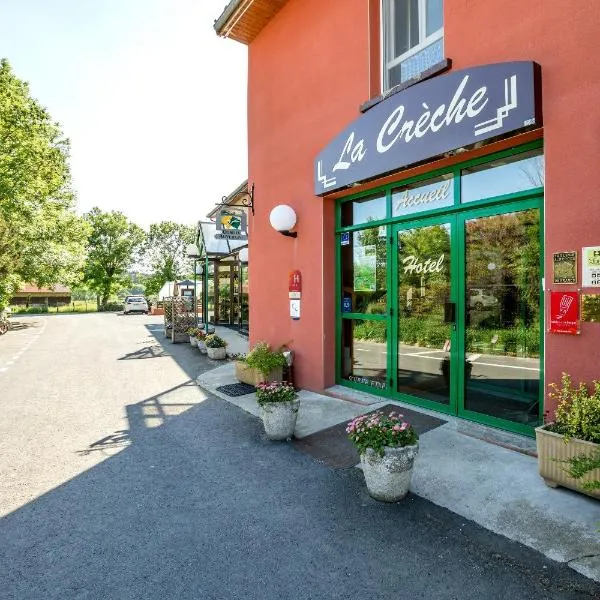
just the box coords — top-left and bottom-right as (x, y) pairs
(342, 297), (352, 313)
(315, 62), (541, 195)
(341, 232), (350, 246)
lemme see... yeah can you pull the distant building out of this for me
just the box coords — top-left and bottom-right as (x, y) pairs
(10, 284), (71, 307)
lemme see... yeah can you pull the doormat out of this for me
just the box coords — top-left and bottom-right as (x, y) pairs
(292, 404), (447, 469)
(215, 383), (257, 397)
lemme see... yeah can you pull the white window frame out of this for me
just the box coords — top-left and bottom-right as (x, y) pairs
(381, 0), (444, 91)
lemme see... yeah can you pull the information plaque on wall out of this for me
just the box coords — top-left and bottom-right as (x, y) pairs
(582, 246), (600, 287)
(582, 294), (600, 322)
(552, 251), (577, 284)
(549, 291), (579, 335)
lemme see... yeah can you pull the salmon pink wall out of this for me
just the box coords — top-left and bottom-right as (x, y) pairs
(246, 0), (600, 406)
(247, 0), (371, 391)
(445, 0), (600, 414)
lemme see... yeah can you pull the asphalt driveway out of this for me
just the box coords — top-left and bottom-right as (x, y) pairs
(0, 314), (597, 599)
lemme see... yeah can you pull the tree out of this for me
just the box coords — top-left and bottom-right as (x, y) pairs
(141, 221), (195, 297)
(0, 59), (88, 307)
(83, 208), (145, 308)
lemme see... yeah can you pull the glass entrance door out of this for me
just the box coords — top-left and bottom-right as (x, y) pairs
(460, 206), (542, 427)
(392, 205), (542, 431)
(394, 218), (456, 411)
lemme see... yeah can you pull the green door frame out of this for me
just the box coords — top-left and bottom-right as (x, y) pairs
(391, 214), (459, 417)
(335, 140), (545, 436)
(454, 197), (544, 436)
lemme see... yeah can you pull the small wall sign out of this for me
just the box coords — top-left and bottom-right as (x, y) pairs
(342, 297), (352, 313)
(549, 291), (579, 334)
(289, 270), (302, 294)
(582, 294), (600, 322)
(552, 251), (577, 284)
(290, 299), (300, 320)
(341, 232), (350, 246)
(582, 246), (600, 287)
(215, 208), (248, 240)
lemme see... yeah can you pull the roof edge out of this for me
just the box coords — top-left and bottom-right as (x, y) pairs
(214, 0), (244, 36)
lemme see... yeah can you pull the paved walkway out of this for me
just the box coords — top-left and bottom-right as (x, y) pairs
(199, 360), (600, 583)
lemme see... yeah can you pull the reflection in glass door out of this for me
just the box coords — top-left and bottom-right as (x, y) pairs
(396, 221), (453, 406)
(463, 208), (541, 426)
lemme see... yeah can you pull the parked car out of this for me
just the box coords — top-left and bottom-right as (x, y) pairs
(123, 296), (149, 314)
(469, 288), (498, 310)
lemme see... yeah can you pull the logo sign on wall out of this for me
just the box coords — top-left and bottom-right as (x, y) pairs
(314, 61), (541, 195)
(582, 246), (600, 287)
(552, 251), (577, 284)
(215, 208), (248, 240)
(549, 291), (579, 335)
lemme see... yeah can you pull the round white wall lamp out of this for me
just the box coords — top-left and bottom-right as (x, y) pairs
(186, 244), (201, 258)
(269, 204), (297, 238)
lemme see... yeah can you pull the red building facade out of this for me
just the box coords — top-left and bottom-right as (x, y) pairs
(215, 0), (600, 436)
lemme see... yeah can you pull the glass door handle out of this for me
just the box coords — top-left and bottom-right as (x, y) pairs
(444, 302), (456, 323)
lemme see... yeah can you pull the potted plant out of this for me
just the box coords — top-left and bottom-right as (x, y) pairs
(535, 372), (600, 499)
(187, 327), (199, 347)
(346, 410), (419, 502)
(236, 341), (286, 386)
(205, 334), (227, 359)
(256, 381), (299, 440)
(195, 328), (207, 354)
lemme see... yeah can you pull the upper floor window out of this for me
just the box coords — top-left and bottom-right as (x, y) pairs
(382, 0), (444, 90)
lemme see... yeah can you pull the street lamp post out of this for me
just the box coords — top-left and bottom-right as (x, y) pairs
(186, 244), (202, 327)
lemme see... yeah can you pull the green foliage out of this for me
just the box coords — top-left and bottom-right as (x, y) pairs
(562, 451), (600, 491)
(205, 334), (227, 348)
(141, 222), (195, 297)
(365, 302), (386, 315)
(0, 59), (88, 308)
(186, 327), (205, 339)
(346, 410), (418, 457)
(243, 341), (287, 377)
(10, 305), (48, 314)
(255, 382), (297, 407)
(98, 302), (122, 312)
(546, 373), (600, 443)
(353, 320), (387, 343)
(82, 208), (145, 307)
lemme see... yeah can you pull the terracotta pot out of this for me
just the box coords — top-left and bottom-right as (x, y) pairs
(535, 425), (600, 499)
(360, 444), (419, 502)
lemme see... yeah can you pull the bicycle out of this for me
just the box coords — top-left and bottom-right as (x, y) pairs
(0, 311), (10, 335)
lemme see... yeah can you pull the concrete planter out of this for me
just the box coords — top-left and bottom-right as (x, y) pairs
(535, 425), (600, 499)
(235, 362), (283, 386)
(260, 400), (299, 440)
(206, 346), (226, 360)
(360, 444), (419, 502)
(196, 339), (207, 354)
(189, 336), (198, 347)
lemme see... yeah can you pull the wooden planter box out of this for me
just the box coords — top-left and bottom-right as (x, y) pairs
(535, 425), (600, 500)
(235, 362), (282, 387)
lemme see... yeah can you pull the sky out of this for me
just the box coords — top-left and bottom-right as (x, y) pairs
(0, 0), (248, 229)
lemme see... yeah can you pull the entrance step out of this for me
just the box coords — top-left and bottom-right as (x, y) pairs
(324, 384), (537, 456)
